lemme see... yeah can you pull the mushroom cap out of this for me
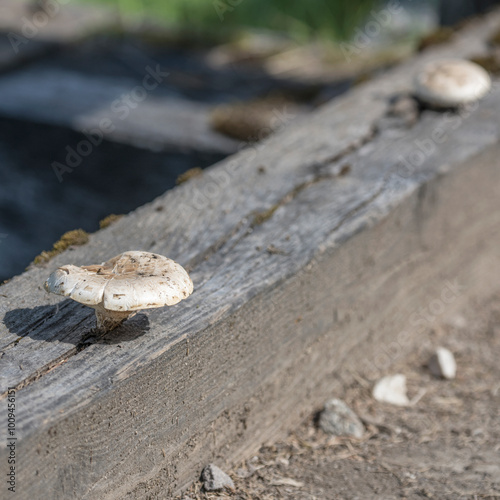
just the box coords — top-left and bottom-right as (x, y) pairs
(44, 251), (193, 312)
(414, 59), (491, 108)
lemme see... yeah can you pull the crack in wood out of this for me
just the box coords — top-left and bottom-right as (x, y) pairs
(250, 126), (380, 228)
(0, 315), (93, 398)
(180, 124), (382, 288)
(2, 347), (77, 397)
(212, 126), (382, 262)
(1, 301), (78, 348)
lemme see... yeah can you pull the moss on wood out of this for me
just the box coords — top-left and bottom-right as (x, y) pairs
(417, 27), (455, 52)
(210, 96), (291, 142)
(33, 229), (89, 265)
(470, 54), (500, 74)
(489, 28), (500, 46)
(99, 214), (124, 229)
(176, 167), (203, 185)
(252, 203), (281, 226)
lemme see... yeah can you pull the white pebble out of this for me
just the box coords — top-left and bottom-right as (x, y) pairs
(373, 374), (410, 406)
(429, 347), (457, 379)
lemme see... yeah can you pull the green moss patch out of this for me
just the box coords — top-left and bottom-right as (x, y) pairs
(99, 214), (124, 229)
(33, 229), (89, 265)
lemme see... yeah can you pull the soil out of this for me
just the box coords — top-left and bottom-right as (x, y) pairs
(179, 292), (500, 500)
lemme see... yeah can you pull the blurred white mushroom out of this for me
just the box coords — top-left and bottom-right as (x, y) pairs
(44, 251), (193, 332)
(414, 59), (491, 108)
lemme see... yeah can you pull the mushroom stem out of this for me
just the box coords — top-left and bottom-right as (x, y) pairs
(93, 304), (136, 333)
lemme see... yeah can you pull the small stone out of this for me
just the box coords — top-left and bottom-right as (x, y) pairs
(373, 374), (410, 406)
(429, 347), (457, 379)
(414, 58), (491, 108)
(318, 398), (364, 438)
(201, 464), (234, 492)
(270, 477), (304, 488)
(446, 315), (467, 329)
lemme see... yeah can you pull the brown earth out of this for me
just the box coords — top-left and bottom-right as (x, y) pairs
(178, 292), (500, 500)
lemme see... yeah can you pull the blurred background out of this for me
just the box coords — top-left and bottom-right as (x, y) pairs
(0, 0), (499, 282)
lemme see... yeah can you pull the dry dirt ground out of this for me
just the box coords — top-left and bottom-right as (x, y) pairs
(178, 292), (500, 500)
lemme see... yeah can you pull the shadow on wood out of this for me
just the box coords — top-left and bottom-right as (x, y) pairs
(97, 314), (151, 344)
(3, 302), (150, 346)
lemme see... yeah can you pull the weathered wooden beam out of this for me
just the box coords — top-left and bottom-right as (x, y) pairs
(1, 9), (500, 499)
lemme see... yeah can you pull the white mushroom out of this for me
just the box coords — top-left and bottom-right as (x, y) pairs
(414, 59), (491, 108)
(44, 251), (193, 332)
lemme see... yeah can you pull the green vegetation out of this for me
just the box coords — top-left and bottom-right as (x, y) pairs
(77, 0), (381, 41)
